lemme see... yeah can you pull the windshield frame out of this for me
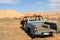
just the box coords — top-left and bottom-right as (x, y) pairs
(28, 16), (43, 21)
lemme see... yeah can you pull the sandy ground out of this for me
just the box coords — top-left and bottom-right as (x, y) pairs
(0, 19), (60, 40)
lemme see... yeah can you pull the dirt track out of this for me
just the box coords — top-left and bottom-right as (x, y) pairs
(0, 19), (60, 40)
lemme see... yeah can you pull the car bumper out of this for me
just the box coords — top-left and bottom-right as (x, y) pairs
(34, 30), (56, 35)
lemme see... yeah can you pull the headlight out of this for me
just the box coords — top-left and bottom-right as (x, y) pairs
(34, 27), (37, 31)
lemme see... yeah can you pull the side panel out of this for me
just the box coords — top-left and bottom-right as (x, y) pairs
(27, 23), (36, 35)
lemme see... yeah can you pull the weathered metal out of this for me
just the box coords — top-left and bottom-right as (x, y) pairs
(20, 15), (57, 38)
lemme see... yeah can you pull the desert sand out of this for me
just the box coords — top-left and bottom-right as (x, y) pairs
(24, 12), (60, 19)
(0, 10), (60, 40)
(0, 10), (60, 19)
(0, 18), (60, 40)
(0, 10), (24, 18)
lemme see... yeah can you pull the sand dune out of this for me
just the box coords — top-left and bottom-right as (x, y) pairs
(24, 12), (60, 19)
(0, 10), (60, 19)
(0, 10), (24, 18)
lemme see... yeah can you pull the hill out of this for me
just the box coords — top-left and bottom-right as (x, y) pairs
(0, 10), (24, 18)
(24, 12), (60, 19)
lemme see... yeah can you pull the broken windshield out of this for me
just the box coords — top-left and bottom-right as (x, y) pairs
(29, 16), (43, 21)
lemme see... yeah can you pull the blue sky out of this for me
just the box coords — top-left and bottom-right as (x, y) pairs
(0, 0), (60, 13)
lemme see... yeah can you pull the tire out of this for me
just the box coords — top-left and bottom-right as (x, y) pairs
(27, 28), (30, 33)
(32, 35), (36, 38)
(27, 28), (36, 38)
(49, 34), (53, 36)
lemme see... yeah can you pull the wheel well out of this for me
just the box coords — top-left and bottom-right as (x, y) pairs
(20, 20), (24, 26)
(28, 28), (31, 32)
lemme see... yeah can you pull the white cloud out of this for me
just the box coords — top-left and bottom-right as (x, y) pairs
(49, 3), (60, 8)
(48, 0), (60, 8)
(36, 1), (44, 5)
(49, 4), (60, 11)
(48, 0), (60, 11)
(49, 0), (60, 3)
(0, 0), (20, 4)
